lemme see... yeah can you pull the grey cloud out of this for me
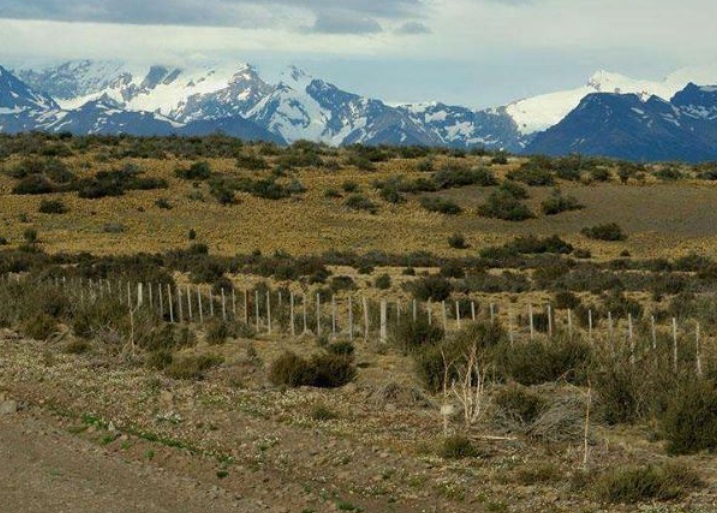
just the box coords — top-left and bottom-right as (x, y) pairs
(395, 21), (432, 35)
(312, 11), (382, 34)
(0, 0), (426, 30)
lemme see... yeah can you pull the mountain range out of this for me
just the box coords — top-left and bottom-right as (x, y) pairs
(4, 59), (717, 162)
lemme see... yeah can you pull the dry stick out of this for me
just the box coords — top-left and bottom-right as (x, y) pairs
(177, 286), (183, 323)
(508, 309), (515, 347)
(290, 292), (296, 337)
(316, 293), (321, 337)
(455, 301), (461, 329)
(528, 304), (534, 341)
(363, 296), (369, 341)
(243, 290), (248, 325)
(651, 315), (657, 351)
(348, 296), (354, 341)
(471, 301), (476, 322)
(672, 317), (679, 372)
(696, 321), (703, 378)
(186, 285), (193, 322)
(167, 284), (174, 324)
(198, 286), (204, 325)
(628, 313), (634, 366)
(255, 291), (260, 333)
(332, 295), (337, 336)
(221, 289), (227, 322)
(380, 300), (388, 344)
(303, 294), (308, 334)
(266, 291), (272, 334)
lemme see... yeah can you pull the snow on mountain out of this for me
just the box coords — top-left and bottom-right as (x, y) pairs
(0, 65), (62, 133)
(526, 82), (717, 162)
(505, 69), (717, 135)
(398, 102), (526, 152)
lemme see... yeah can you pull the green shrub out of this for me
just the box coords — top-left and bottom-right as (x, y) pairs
(497, 336), (592, 386)
(64, 339), (91, 354)
(344, 194), (378, 214)
(654, 167), (683, 181)
(311, 404), (338, 421)
(175, 161), (212, 180)
(420, 196), (461, 215)
(515, 463), (562, 485)
(327, 341), (355, 357)
(268, 351), (356, 388)
(154, 198), (172, 210)
(506, 167), (555, 186)
(269, 352), (315, 387)
(498, 180), (529, 199)
(38, 199), (68, 214)
(23, 229), (38, 244)
(165, 354), (223, 380)
(342, 181), (360, 193)
(554, 291), (581, 310)
(411, 275), (453, 301)
(439, 435), (480, 459)
(662, 379), (717, 455)
(433, 165), (497, 189)
(581, 223), (627, 241)
(146, 349), (173, 370)
(311, 353), (357, 388)
(21, 313), (56, 340)
(374, 273), (391, 290)
(448, 233), (468, 249)
(394, 317), (445, 353)
(13, 175), (56, 195)
(541, 190), (584, 215)
(235, 154), (268, 170)
(324, 187), (341, 198)
(494, 384), (546, 425)
(591, 462), (701, 504)
(594, 363), (640, 425)
(477, 191), (534, 221)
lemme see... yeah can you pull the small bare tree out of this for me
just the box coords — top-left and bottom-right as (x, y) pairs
(450, 341), (488, 430)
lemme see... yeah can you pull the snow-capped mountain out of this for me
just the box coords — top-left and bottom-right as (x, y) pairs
(0, 65), (61, 133)
(526, 83), (717, 162)
(14, 60), (526, 148)
(398, 102), (528, 152)
(505, 69), (717, 135)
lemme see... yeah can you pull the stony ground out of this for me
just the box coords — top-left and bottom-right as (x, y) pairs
(2, 329), (717, 513)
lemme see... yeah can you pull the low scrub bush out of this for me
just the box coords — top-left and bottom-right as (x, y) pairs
(38, 199), (69, 214)
(420, 196), (462, 215)
(581, 223), (627, 241)
(541, 190), (584, 215)
(344, 194), (378, 214)
(590, 462), (701, 504)
(410, 275), (453, 301)
(496, 336), (592, 386)
(439, 435), (480, 459)
(165, 354), (224, 380)
(662, 379), (717, 455)
(448, 233), (468, 249)
(477, 191), (533, 221)
(393, 317), (445, 353)
(268, 351), (356, 388)
(494, 384), (546, 425)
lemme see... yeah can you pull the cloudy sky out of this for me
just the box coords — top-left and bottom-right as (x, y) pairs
(0, 0), (715, 107)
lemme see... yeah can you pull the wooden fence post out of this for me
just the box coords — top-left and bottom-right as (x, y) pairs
(290, 292), (296, 337)
(651, 315), (657, 350)
(441, 301), (448, 331)
(222, 289), (227, 322)
(167, 284), (174, 324)
(696, 322), (703, 378)
(209, 290), (215, 318)
(363, 296), (369, 341)
(267, 291), (272, 334)
(332, 295), (337, 336)
(186, 285), (193, 322)
(628, 313), (634, 365)
(316, 293), (321, 337)
(159, 284), (164, 318)
(198, 286), (204, 324)
(177, 286), (183, 323)
(455, 301), (461, 329)
(255, 290), (260, 333)
(490, 303), (495, 324)
(672, 317), (678, 372)
(380, 300), (387, 343)
(303, 294), (308, 334)
(471, 301), (476, 322)
(588, 309), (593, 345)
(243, 290), (248, 325)
(529, 304), (534, 341)
(348, 296), (354, 341)
(547, 304), (553, 338)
